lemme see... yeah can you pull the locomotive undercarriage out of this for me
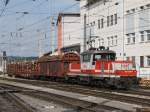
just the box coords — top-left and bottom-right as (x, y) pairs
(65, 75), (138, 89)
(9, 73), (138, 89)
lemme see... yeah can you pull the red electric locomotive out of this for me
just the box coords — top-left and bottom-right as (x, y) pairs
(68, 47), (137, 88)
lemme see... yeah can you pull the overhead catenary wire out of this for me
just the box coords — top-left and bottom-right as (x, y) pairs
(0, 1), (79, 35)
(1, 13), (150, 40)
(0, 0), (8, 18)
(2, 14), (150, 46)
(0, 0), (115, 37)
(2, 0), (146, 56)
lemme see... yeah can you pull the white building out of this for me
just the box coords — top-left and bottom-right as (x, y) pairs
(57, 13), (81, 54)
(79, 0), (150, 79)
(0, 55), (3, 73)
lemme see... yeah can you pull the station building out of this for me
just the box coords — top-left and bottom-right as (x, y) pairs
(78, 0), (150, 79)
(0, 51), (7, 74)
(57, 13), (81, 54)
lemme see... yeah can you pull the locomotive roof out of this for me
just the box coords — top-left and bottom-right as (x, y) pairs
(81, 50), (116, 55)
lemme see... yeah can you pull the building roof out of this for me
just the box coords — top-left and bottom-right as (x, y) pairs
(58, 13), (80, 17)
(56, 12), (80, 25)
(61, 43), (80, 53)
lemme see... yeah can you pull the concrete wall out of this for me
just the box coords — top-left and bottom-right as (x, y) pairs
(62, 16), (81, 47)
(57, 14), (81, 54)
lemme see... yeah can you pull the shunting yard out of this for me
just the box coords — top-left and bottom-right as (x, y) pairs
(1, 0), (150, 111)
(0, 76), (150, 112)
(0, 84), (78, 112)
(0, 83), (123, 112)
(0, 86), (36, 112)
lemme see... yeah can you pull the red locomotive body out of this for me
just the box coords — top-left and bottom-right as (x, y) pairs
(68, 48), (137, 88)
(7, 48), (138, 89)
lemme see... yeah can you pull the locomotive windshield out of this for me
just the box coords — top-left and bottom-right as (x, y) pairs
(83, 54), (91, 62)
(93, 53), (116, 61)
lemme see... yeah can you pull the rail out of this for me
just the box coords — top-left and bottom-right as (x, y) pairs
(0, 86), (36, 112)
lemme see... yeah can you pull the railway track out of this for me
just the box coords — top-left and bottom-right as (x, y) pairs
(22, 91), (123, 112)
(0, 86), (36, 112)
(0, 84), (125, 112)
(1, 77), (150, 96)
(41, 84), (150, 107)
(0, 77), (150, 109)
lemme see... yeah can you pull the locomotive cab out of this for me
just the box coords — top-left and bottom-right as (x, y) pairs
(80, 47), (116, 70)
(69, 47), (138, 89)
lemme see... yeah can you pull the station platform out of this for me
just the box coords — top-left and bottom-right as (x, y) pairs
(0, 76), (144, 112)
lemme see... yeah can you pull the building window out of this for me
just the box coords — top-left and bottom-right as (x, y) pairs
(90, 22), (92, 26)
(146, 30), (150, 41)
(98, 39), (100, 46)
(146, 4), (150, 8)
(107, 37), (110, 46)
(98, 19), (104, 29)
(131, 33), (135, 43)
(131, 8), (135, 13)
(133, 37), (135, 43)
(99, 38), (104, 46)
(110, 15), (113, 26)
(101, 38), (104, 45)
(111, 36), (114, 45)
(93, 40), (95, 47)
(126, 34), (130, 44)
(140, 6), (144, 10)
(147, 56), (150, 66)
(101, 18), (104, 28)
(114, 13), (117, 24)
(140, 56), (144, 67)
(127, 37), (130, 44)
(126, 33), (135, 44)
(126, 10), (130, 14)
(93, 21), (95, 25)
(140, 31), (145, 42)
(98, 20), (100, 29)
(114, 35), (118, 45)
(107, 16), (110, 27)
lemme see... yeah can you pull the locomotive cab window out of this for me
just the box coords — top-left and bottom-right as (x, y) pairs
(93, 53), (116, 61)
(82, 54), (91, 62)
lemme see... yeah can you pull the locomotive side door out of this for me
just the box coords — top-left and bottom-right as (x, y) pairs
(81, 53), (94, 72)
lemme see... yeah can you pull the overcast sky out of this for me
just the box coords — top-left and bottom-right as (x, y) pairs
(0, 0), (79, 57)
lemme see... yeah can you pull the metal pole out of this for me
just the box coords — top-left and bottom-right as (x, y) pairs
(122, 0), (125, 60)
(84, 14), (87, 51)
(50, 16), (54, 53)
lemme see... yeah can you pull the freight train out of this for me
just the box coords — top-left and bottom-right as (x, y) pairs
(7, 47), (138, 89)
